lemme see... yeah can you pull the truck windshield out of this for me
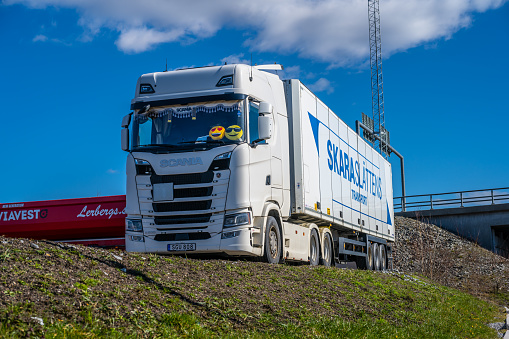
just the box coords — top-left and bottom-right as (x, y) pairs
(132, 101), (245, 151)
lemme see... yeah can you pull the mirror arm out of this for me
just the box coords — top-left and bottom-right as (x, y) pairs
(250, 139), (266, 147)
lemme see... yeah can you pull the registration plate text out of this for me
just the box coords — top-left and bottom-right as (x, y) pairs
(168, 243), (196, 251)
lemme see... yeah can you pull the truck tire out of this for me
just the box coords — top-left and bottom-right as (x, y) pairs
(365, 241), (373, 270)
(264, 216), (281, 264)
(373, 243), (380, 271)
(379, 244), (387, 271)
(309, 229), (320, 266)
(321, 233), (333, 267)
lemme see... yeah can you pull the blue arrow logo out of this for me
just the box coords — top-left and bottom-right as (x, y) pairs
(307, 112), (321, 155)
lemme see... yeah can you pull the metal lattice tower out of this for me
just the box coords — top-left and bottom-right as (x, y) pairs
(368, 0), (387, 156)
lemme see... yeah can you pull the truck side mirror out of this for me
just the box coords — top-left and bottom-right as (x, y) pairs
(121, 114), (131, 128)
(121, 129), (129, 151)
(121, 113), (132, 151)
(258, 102), (273, 141)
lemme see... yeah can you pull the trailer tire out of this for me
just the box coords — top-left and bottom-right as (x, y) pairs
(264, 216), (281, 264)
(365, 242), (373, 270)
(309, 229), (320, 266)
(379, 244), (387, 271)
(321, 233), (333, 267)
(373, 243), (380, 271)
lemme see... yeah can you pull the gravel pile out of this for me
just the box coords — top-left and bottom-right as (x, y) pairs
(393, 216), (509, 297)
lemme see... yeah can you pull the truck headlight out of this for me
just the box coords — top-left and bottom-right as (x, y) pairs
(135, 159), (153, 175)
(223, 212), (251, 228)
(126, 219), (143, 232)
(221, 231), (240, 239)
(128, 235), (144, 242)
(209, 152), (232, 171)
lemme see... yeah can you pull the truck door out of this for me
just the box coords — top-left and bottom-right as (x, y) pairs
(248, 102), (272, 216)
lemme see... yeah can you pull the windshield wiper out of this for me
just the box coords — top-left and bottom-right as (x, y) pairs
(138, 144), (178, 148)
(178, 140), (226, 145)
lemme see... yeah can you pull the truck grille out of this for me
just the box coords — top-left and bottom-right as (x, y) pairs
(138, 168), (227, 234)
(154, 232), (211, 241)
(153, 200), (212, 212)
(151, 171), (214, 185)
(174, 186), (213, 198)
(154, 214), (212, 225)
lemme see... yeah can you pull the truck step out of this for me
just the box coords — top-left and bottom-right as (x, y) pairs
(334, 261), (358, 269)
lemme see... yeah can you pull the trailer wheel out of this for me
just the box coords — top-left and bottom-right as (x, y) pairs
(365, 242), (373, 270)
(373, 243), (380, 271)
(321, 233), (333, 267)
(264, 216), (281, 264)
(379, 244), (387, 271)
(309, 229), (320, 266)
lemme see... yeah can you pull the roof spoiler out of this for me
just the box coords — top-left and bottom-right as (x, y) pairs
(254, 64), (284, 71)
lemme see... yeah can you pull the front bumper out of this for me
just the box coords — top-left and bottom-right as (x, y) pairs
(126, 226), (258, 256)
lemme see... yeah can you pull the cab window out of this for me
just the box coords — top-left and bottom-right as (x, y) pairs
(249, 103), (259, 143)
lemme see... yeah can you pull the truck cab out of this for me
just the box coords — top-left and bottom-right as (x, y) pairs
(122, 64), (290, 257)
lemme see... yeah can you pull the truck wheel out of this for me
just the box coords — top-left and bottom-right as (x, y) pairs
(321, 233), (333, 267)
(264, 216), (281, 264)
(365, 242), (373, 270)
(373, 243), (380, 271)
(379, 244), (387, 271)
(309, 229), (320, 266)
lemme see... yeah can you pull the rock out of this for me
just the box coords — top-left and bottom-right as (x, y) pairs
(30, 317), (44, 326)
(488, 322), (505, 331)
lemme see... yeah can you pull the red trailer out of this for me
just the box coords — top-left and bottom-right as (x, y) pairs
(0, 195), (126, 248)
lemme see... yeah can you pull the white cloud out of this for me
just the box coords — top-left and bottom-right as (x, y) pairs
(307, 78), (334, 94)
(115, 27), (184, 53)
(106, 169), (118, 174)
(221, 53), (250, 65)
(7, 0), (508, 65)
(32, 34), (48, 42)
(280, 65), (302, 80)
(32, 34), (71, 46)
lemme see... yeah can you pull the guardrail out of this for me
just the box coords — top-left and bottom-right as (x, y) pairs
(394, 187), (509, 212)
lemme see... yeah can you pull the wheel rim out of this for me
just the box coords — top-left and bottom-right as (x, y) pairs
(367, 245), (373, 269)
(269, 227), (278, 259)
(310, 234), (318, 263)
(373, 243), (379, 270)
(380, 245), (386, 270)
(323, 236), (331, 265)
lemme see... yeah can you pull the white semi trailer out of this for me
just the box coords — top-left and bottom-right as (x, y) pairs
(121, 64), (394, 270)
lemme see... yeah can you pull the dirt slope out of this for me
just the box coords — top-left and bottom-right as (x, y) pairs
(394, 216), (509, 298)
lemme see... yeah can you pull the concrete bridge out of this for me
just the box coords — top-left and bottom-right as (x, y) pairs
(395, 188), (509, 257)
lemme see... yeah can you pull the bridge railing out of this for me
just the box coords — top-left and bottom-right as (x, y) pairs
(394, 187), (509, 212)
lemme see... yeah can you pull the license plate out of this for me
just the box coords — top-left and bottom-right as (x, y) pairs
(168, 243), (196, 252)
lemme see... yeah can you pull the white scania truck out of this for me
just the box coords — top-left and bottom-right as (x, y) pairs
(121, 64), (394, 270)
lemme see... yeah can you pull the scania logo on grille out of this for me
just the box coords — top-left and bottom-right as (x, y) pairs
(160, 157), (204, 167)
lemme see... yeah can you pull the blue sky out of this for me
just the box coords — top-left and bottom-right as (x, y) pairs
(1, 0), (508, 204)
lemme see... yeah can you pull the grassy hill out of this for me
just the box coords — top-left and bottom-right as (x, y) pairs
(0, 231), (502, 338)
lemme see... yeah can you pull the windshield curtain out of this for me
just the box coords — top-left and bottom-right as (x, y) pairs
(132, 101), (245, 149)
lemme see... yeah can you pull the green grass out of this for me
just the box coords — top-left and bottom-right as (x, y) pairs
(0, 239), (502, 338)
(0, 272), (500, 338)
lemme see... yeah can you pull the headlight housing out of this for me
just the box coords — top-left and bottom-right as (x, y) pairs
(126, 219), (143, 232)
(134, 159), (153, 175)
(209, 152), (232, 171)
(223, 212), (251, 228)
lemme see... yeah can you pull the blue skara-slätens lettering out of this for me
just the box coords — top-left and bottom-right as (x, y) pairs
(327, 139), (382, 200)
